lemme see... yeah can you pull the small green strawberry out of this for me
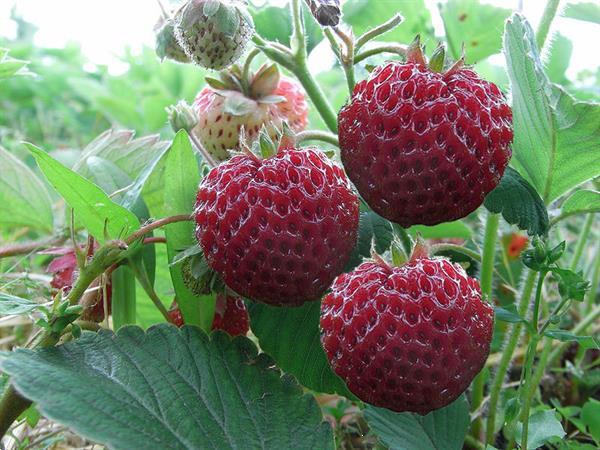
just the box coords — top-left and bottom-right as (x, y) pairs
(174, 0), (254, 70)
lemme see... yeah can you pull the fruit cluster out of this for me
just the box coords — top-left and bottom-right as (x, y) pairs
(151, 0), (513, 415)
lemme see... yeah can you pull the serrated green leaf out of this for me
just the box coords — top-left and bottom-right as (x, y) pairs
(515, 410), (565, 450)
(0, 146), (53, 232)
(25, 143), (140, 243)
(550, 268), (590, 301)
(564, 2), (600, 25)
(248, 301), (355, 399)
(214, 2), (240, 38)
(164, 131), (214, 330)
(504, 14), (600, 204)
(0, 325), (334, 450)
(365, 395), (470, 450)
(439, 0), (510, 63)
(484, 167), (549, 236)
(0, 293), (44, 316)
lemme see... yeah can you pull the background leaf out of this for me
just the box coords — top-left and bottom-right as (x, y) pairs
(504, 14), (600, 203)
(0, 325), (334, 450)
(0, 292), (44, 316)
(563, 2), (600, 25)
(559, 189), (600, 219)
(111, 265), (137, 329)
(248, 301), (354, 398)
(164, 131), (215, 330)
(409, 221), (472, 239)
(515, 410), (565, 450)
(343, 0), (435, 48)
(439, 0), (510, 63)
(484, 167), (549, 236)
(0, 146), (53, 232)
(25, 143), (140, 242)
(364, 395), (470, 450)
(345, 210), (393, 270)
(546, 33), (572, 85)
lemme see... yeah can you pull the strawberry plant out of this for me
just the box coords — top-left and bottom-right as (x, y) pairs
(0, 1), (599, 449)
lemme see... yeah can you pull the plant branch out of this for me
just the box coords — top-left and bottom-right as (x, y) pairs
(355, 14), (403, 49)
(125, 215), (191, 246)
(354, 44), (407, 64)
(471, 213), (500, 440)
(295, 130), (339, 146)
(143, 236), (167, 245)
(0, 236), (65, 259)
(188, 130), (218, 168)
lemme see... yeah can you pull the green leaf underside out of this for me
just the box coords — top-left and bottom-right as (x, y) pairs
(440, 0), (511, 64)
(25, 143), (140, 242)
(504, 14), (600, 204)
(515, 410), (565, 450)
(364, 395), (470, 450)
(0, 325), (333, 450)
(164, 131), (214, 330)
(0, 146), (53, 232)
(484, 167), (549, 236)
(0, 293), (44, 316)
(248, 301), (355, 399)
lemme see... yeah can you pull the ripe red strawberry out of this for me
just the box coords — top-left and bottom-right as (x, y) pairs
(193, 64), (308, 161)
(173, 0), (254, 70)
(211, 294), (249, 336)
(194, 143), (360, 306)
(168, 294), (250, 336)
(338, 40), (512, 227)
(46, 246), (112, 322)
(320, 247), (494, 414)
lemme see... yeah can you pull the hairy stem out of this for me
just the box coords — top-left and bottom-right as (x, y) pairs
(536, 0), (562, 50)
(354, 44), (406, 64)
(125, 215), (191, 245)
(292, 65), (339, 133)
(584, 237), (600, 315)
(295, 130), (339, 146)
(355, 13), (403, 49)
(519, 270), (548, 450)
(188, 130), (218, 168)
(471, 213), (500, 439)
(430, 244), (482, 262)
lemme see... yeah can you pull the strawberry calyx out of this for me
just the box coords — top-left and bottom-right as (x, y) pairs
(204, 61), (286, 117)
(405, 35), (465, 75)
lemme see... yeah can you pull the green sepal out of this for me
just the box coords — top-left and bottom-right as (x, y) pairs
(259, 127), (277, 159)
(428, 43), (446, 73)
(203, 0), (221, 17)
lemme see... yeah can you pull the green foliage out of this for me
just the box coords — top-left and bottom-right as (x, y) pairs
(558, 190), (600, 221)
(343, 0), (435, 48)
(0, 292), (44, 316)
(484, 167), (549, 236)
(345, 210), (393, 270)
(515, 410), (565, 450)
(0, 325), (334, 450)
(364, 396), (470, 450)
(111, 265), (137, 329)
(164, 131), (215, 330)
(0, 48), (29, 80)
(439, 0), (510, 63)
(0, 146), (53, 232)
(26, 143), (140, 242)
(504, 14), (600, 204)
(581, 399), (600, 444)
(563, 2), (600, 25)
(248, 301), (354, 398)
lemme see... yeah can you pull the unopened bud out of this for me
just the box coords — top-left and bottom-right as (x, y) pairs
(167, 101), (198, 133)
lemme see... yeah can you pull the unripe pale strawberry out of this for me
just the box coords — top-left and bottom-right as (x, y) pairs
(174, 0), (254, 70)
